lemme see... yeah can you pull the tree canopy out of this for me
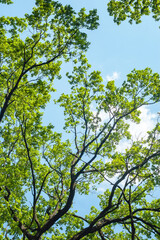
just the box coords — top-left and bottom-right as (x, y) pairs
(107, 0), (160, 24)
(0, 0), (160, 239)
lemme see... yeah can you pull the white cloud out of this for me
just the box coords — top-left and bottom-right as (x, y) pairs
(92, 105), (157, 154)
(93, 105), (157, 141)
(97, 173), (127, 193)
(97, 110), (109, 123)
(128, 105), (157, 140)
(96, 106), (158, 193)
(106, 72), (120, 82)
(116, 106), (157, 153)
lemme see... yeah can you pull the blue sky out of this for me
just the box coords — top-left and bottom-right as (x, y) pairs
(1, 0), (160, 179)
(51, 0), (160, 130)
(61, 0), (160, 75)
(1, 0), (160, 76)
(1, 0), (160, 233)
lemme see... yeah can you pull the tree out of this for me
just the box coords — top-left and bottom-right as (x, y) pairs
(0, 0), (160, 239)
(107, 0), (160, 24)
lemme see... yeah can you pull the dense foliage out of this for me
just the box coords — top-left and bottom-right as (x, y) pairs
(0, 0), (160, 239)
(107, 0), (160, 24)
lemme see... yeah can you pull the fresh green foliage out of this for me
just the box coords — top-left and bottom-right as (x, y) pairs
(0, 0), (160, 240)
(0, 0), (12, 4)
(108, 0), (160, 24)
